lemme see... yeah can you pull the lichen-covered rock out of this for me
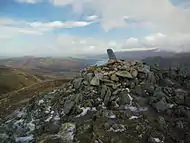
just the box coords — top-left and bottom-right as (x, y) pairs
(59, 122), (76, 142)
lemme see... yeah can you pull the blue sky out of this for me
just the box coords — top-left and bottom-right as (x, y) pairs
(0, 0), (190, 57)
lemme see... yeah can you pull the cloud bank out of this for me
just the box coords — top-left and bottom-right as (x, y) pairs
(48, 0), (190, 34)
(3, 0), (190, 56)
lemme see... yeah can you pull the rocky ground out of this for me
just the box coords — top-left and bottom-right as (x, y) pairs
(0, 59), (190, 143)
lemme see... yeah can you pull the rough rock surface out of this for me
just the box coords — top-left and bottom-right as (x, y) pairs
(0, 59), (190, 143)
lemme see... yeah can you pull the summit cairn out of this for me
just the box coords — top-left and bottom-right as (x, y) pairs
(0, 49), (190, 143)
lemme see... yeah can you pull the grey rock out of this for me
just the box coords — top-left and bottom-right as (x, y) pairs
(147, 72), (156, 84)
(74, 94), (82, 104)
(116, 71), (133, 79)
(0, 133), (9, 143)
(158, 116), (166, 129)
(102, 110), (116, 119)
(86, 73), (94, 83)
(90, 76), (100, 86)
(174, 89), (186, 104)
(119, 91), (131, 105)
(104, 87), (112, 106)
(104, 122), (111, 130)
(153, 91), (167, 98)
(134, 85), (143, 96)
(176, 121), (183, 129)
(185, 96), (190, 107)
(64, 100), (75, 114)
(110, 74), (119, 81)
(95, 72), (104, 80)
(152, 98), (169, 112)
(131, 69), (138, 77)
(39, 135), (64, 143)
(101, 79), (114, 84)
(101, 85), (108, 98)
(73, 78), (83, 89)
(94, 139), (104, 143)
(44, 123), (60, 134)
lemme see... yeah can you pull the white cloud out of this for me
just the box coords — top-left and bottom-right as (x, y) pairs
(1, 31), (190, 57)
(86, 15), (98, 21)
(15, 0), (190, 34)
(144, 33), (166, 42)
(29, 21), (91, 31)
(15, 0), (41, 4)
(48, 0), (190, 34)
(56, 34), (109, 55)
(142, 32), (190, 52)
(14, 0), (190, 34)
(49, 0), (75, 6)
(0, 17), (92, 38)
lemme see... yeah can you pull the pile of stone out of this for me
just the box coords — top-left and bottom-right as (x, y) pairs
(0, 50), (190, 143)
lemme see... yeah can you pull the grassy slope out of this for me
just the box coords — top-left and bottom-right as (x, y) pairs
(0, 66), (44, 95)
(0, 78), (71, 118)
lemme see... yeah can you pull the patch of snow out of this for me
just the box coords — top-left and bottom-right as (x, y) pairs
(125, 106), (148, 112)
(15, 110), (25, 118)
(108, 124), (126, 132)
(38, 99), (44, 105)
(50, 89), (57, 94)
(126, 88), (130, 92)
(109, 114), (116, 119)
(125, 106), (137, 112)
(27, 119), (35, 132)
(139, 107), (148, 112)
(127, 93), (133, 105)
(14, 119), (24, 126)
(114, 101), (119, 108)
(15, 135), (34, 142)
(91, 107), (97, 111)
(97, 98), (102, 101)
(168, 104), (175, 108)
(61, 110), (65, 116)
(76, 107), (91, 117)
(101, 102), (107, 109)
(75, 107), (97, 117)
(54, 114), (60, 121)
(152, 137), (163, 143)
(45, 115), (53, 122)
(129, 116), (139, 120)
(45, 106), (51, 114)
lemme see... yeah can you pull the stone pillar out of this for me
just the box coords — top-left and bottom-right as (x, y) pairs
(107, 49), (117, 60)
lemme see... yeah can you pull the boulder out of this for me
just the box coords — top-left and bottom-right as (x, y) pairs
(116, 71), (133, 79)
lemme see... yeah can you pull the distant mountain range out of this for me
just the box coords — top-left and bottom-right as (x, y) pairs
(143, 52), (190, 71)
(86, 49), (175, 61)
(0, 57), (97, 79)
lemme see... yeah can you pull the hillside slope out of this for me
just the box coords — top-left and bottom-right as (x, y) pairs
(0, 66), (44, 95)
